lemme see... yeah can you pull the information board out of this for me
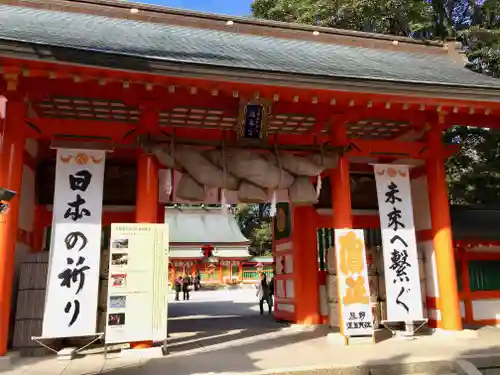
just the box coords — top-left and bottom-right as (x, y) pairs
(105, 223), (170, 344)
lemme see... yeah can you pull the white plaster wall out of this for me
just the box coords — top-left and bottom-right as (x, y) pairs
(319, 285), (328, 315)
(17, 166), (35, 233)
(45, 205), (135, 213)
(410, 175), (432, 231)
(472, 299), (500, 321)
(0, 96), (5, 119)
(420, 240), (439, 298)
(427, 308), (441, 321)
(411, 175), (439, 322)
(427, 302), (464, 321)
(24, 138), (38, 159)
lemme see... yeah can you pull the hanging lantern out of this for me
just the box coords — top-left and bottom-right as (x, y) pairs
(202, 244), (214, 258)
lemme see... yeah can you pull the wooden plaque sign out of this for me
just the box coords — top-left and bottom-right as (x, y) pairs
(237, 98), (270, 142)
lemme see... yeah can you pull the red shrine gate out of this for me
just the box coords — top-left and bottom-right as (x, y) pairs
(1, 0), (500, 356)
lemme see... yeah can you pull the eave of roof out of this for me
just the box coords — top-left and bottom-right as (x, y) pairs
(5, 0), (446, 49)
(248, 256), (273, 263)
(450, 205), (500, 241)
(165, 208), (249, 244)
(1, 2), (500, 102)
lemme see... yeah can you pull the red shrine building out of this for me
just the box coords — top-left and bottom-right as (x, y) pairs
(1, 0), (500, 356)
(165, 206), (250, 283)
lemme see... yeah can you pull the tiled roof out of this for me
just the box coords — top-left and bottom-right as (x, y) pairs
(213, 247), (250, 258)
(169, 246), (204, 259)
(450, 206), (500, 241)
(165, 208), (249, 244)
(248, 256), (273, 263)
(1, 4), (500, 89)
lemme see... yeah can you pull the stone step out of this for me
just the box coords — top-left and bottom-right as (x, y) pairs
(369, 362), (456, 375)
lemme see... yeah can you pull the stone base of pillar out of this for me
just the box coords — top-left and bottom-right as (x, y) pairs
(0, 351), (19, 371)
(288, 323), (324, 332)
(431, 328), (478, 339)
(327, 329), (394, 345)
(326, 332), (347, 345)
(113, 346), (163, 359)
(327, 332), (375, 345)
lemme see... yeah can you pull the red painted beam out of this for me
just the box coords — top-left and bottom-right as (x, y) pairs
(345, 139), (458, 159)
(13, 76), (500, 131)
(27, 117), (460, 160)
(3, 57), (500, 117)
(27, 118), (136, 142)
(23, 78), (239, 114)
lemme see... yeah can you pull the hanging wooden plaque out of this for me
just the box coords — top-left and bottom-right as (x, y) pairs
(237, 98), (271, 142)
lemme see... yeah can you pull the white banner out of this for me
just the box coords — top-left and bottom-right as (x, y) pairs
(334, 229), (374, 336)
(373, 164), (423, 322)
(105, 223), (169, 344)
(43, 149), (106, 338)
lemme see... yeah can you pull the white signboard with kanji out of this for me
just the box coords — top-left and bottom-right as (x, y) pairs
(42, 149), (106, 338)
(373, 164), (423, 322)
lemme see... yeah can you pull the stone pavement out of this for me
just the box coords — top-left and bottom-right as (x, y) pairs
(4, 288), (500, 375)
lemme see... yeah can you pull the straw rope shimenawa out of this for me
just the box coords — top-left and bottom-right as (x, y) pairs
(152, 144), (339, 206)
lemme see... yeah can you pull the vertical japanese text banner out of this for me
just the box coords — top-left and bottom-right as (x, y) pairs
(42, 149), (106, 338)
(373, 164), (423, 322)
(334, 229), (374, 337)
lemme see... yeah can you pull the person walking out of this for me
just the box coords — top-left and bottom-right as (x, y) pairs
(194, 271), (201, 291)
(256, 273), (272, 315)
(182, 273), (191, 300)
(174, 276), (182, 301)
(268, 272), (275, 311)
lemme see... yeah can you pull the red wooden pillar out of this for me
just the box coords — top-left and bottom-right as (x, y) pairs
(132, 152), (159, 349)
(136, 153), (159, 223)
(158, 204), (165, 224)
(0, 99), (26, 355)
(426, 127), (462, 331)
(292, 205), (321, 324)
(331, 155), (353, 335)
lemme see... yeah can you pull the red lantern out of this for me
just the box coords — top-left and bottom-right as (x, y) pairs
(202, 245), (214, 258)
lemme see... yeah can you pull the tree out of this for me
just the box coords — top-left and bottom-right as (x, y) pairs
(251, 222), (273, 256)
(251, 0), (433, 36)
(251, 0), (500, 206)
(233, 203), (273, 256)
(460, 27), (500, 77)
(444, 126), (500, 205)
(250, 0), (499, 39)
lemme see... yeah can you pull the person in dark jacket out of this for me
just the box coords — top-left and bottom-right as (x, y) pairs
(182, 273), (191, 300)
(268, 273), (275, 311)
(194, 271), (201, 291)
(256, 273), (272, 314)
(174, 276), (182, 301)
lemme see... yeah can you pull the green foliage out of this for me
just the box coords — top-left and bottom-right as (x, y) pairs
(251, 0), (433, 35)
(444, 126), (500, 205)
(251, 0), (500, 206)
(460, 27), (500, 77)
(233, 203), (272, 256)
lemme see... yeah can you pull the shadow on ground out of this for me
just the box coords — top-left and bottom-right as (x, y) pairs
(7, 288), (500, 375)
(166, 297), (290, 353)
(93, 341), (500, 375)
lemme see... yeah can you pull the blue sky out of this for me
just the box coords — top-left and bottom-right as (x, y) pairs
(140, 0), (253, 16)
